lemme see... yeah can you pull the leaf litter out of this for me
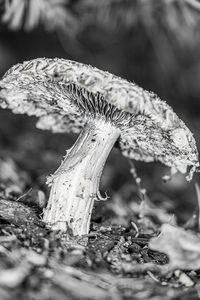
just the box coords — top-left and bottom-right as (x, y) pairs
(0, 153), (200, 299)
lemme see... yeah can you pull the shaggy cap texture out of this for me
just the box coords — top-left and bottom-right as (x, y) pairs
(0, 58), (199, 178)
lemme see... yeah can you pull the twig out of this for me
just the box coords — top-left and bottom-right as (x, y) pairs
(147, 270), (160, 282)
(15, 188), (32, 202)
(131, 221), (139, 237)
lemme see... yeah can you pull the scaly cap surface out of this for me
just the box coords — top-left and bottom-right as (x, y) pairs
(0, 58), (198, 178)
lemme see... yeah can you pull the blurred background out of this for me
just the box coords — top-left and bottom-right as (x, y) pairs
(0, 0), (200, 225)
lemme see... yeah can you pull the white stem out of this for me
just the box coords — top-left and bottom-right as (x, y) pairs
(43, 119), (120, 235)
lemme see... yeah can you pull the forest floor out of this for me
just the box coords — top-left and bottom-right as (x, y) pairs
(0, 172), (200, 300)
(1, 189), (200, 300)
(0, 112), (200, 300)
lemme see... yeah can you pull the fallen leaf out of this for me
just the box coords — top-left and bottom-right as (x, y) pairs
(149, 224), (200, 270)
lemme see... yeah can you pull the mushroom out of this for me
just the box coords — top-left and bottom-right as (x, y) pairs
(0, 58), (199, 235)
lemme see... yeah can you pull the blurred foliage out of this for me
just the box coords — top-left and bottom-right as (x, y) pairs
(1, 0), (200, 36)
(1, 0), (71, 31)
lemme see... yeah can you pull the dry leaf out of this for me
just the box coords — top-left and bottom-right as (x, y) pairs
(149, 224), (200, 270)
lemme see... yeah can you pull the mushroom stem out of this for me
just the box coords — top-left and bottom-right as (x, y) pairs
(43, 119), (120, 235)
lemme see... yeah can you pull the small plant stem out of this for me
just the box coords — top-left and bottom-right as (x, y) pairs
(128, 159), (147, 202)
(195, 182), (200, 231)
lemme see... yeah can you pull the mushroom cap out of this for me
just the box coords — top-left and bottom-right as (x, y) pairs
(0, 58), (199, 178)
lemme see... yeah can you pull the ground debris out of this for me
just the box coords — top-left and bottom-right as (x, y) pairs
(0, 157), (30, 195)
(149, 223), (200, 270)
(0, 186), (199, 299)
(52, 266), (120, 300)
(0, 198), (42, 227)
(0, 262), (31, 288)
